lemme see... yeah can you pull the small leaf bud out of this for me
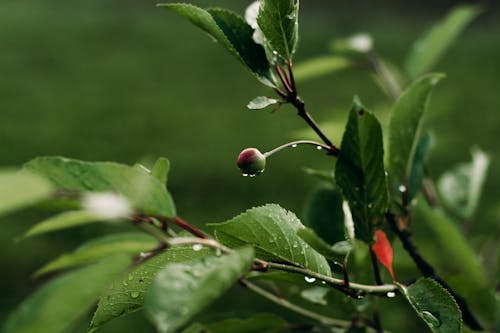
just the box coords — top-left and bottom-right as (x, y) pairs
(237, 148), (266, 176)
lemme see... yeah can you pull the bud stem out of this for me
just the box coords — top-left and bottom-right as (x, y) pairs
(263, 140), (333, 158)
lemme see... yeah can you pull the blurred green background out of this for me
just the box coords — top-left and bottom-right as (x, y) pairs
(1, 0), (499, 332)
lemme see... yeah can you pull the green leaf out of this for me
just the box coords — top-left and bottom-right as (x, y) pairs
(297, 228), (352, 263)
(2, 255), (131, 333)
(159, 4), (275, 87)
(151, 157), (170, 186)
(145, 247), (254, 333)
(257, 0), (299, 59)
(335, 98), (389, 243)
(209, 204), (331, 276)
(34, 232), (157, 277)
(300, 286), (329, 306)
(388, 74), (443, 201)
(399, 278), (462, 333)
(247, 96), (279, 110)
(303, 186), (345, 245)
(293, 55), (351, 82)
(0, 169), (54, 217)
(407, 131), (434, 203)
(22, 210), (104, 239)
(182, 313), (289, 333)
(438, 148), (490, 220)
(89, 246), (211, 332)
(405, 5), (481, 79)
(25, 157), (176, 217)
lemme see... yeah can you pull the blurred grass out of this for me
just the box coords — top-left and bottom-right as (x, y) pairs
(0, 0), (499, 331)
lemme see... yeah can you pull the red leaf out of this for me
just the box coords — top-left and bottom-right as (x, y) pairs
(372, 229), (395, 280)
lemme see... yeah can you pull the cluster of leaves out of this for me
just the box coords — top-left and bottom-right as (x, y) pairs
(0, 1), (496, 333)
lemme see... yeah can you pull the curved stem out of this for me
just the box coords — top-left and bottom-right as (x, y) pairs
(263, 140), (333, 158)
(266, 262), (397, 294)
(240, 279), (352, 328)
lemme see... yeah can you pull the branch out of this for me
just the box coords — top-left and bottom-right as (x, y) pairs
(385, 212), (483, 330)
(266, 262), (397, 294)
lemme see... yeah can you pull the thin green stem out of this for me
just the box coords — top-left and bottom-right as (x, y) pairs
(264, 140), (333, 157)
(240, 279), (351, 328)
(266, 262), (397, 294)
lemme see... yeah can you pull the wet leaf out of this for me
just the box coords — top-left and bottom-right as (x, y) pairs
(159, 4), (275, 87)
(209, 204), (331, 276)
(400, 278), (462, 333)
(89, 246), (211, 332)
(145, 247), (254, 333)
(335, 97), (389, 243)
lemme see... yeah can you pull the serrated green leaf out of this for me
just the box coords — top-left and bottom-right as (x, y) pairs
(24, 157), (176, 217)
(407, 131), (434, 203)
(2, 255), (131, 333)
(145, 247), (254, 333)
(400, 278), (462, 333)
(294, 55), (351, 82)
(209, 204), (331, 276)
(388, 74), (443, 202)
(257, 0), (299, 59)
(151, 157), (170, 186)
(335, 98), (389, 243)
(303, 186), (345, 245)
(89, 246), (211, 332)
(247, 96), (279, 110)
(159, 4), (275, 87)
(438, 148), (489, 220)
(405, 5), (481, 79)
(183, 313), (289, 333)
(34, 232), (157, 277)
(297, 228), (352, 264)
(0, 169), (54, 217)
(22, 210), (104, 239)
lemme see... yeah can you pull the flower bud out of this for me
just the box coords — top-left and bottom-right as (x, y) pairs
(237, 148), (266, 176)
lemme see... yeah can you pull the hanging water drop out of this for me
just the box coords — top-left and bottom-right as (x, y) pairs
(398, 185), (407, 193)
(316, 146), (322, 150)
(192, 244), (203, 251)
(130, 291), (140, 299)
(292, 144), (298, 148)
(304, 276), (316, 283)
(386, 291), (396, 298)
(242, 173), (249, 177)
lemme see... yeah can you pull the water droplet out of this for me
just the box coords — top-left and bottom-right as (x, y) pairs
(291, 144), (298, 148)
(249, 174), (256, 178)
(368, 203), (373, 208)
(386, 291), (396, 298)
(130, 291), (140, 299)
(272, 50), (278, 56)
(215, 248), (222, 257)
(292, 241), (298, 248)
(421, 311), (441, 328)
(242, 173), (249, 177)
(316, 146), (322, 150)
(192, 244), (203, 251)
(122, 281), (128, 287)
(398, 185), (407, 193)
(304, 276), (316, 283)
(128, 274), (134, 281)
(321, 281), (326, 285)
